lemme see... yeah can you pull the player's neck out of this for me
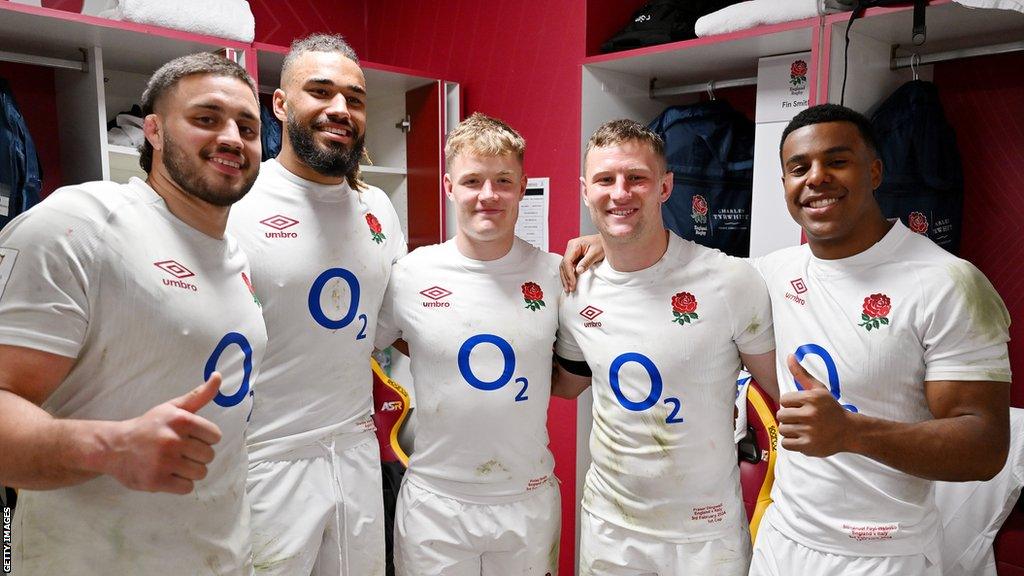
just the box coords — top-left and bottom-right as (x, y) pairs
(146, 171), (229, 239)
(603, 228), (669, 273)
(276, 145), (345, 186)
(807, 216), (894, 260)
(455, 231), (514, 261)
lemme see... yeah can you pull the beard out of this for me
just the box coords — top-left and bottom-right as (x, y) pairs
(162, 136), (256, 207)
(287, 109), (365, 179)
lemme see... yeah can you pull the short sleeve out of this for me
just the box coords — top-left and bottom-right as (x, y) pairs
(374, 260), (403, 351)
(0, 201), (98, 358)
(920, 260), (1011, 383)
(554, 291), (585, 362)
(728, 258), (775, 355)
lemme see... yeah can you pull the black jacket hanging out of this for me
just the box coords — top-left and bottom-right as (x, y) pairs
(871, 80), (964, 254)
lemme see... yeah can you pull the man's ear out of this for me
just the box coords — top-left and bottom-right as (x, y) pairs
(443, 173), (454, 201)
(870, 157), (883, 190)
(580, 177), (589, 207)
(660, 170), (673, 203)
(273, 88), (288, 124)
(143, 114), (163, 151)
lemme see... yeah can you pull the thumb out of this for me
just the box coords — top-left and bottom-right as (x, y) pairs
(787, 355), (828, 392)
(171, 372), (222, 413)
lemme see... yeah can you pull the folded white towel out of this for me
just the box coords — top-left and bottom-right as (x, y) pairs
(82, 0), (255, 43)
(954, 0), (1024, 14)
(695, 0), (819, 37)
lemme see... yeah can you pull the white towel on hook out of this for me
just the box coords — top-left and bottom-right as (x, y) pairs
(695, 0), (820, 37)
(954, 0), (1024, 14)
(81, 0), (255, 43)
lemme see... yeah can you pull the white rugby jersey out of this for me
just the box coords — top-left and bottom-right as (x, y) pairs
(0, 178), (268, 575)
(375, 238), (560, 502)
(229, 159), (406, 460)
(556, 233), (774, 542)
(755, 220), (1011, 556)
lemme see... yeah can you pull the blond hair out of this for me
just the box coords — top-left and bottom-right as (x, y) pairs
(445, 112), (525, 170)
(585, 119), (667, 173)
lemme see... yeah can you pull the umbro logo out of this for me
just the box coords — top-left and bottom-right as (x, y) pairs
(154, 260), (198, 291)
(420, 286), (452, 308)
(260, 215), (299, 238)
(785, 278), (806, 306)
(580, 305), (603, 327)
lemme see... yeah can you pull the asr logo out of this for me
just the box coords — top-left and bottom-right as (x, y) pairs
(380, 401), (402, 412)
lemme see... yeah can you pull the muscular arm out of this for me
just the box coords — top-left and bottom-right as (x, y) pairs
(845, 379), (1009, 481)
(0, 344), (224, 493)
(551, 360), (592, 399)
(0, 345), (102, 489)
(740, 350), (779, 403)
(780, 355), (1010, 482)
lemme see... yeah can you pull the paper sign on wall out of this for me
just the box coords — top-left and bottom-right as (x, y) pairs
(755, 52), (812, 124)
(516, 178), (549, 251)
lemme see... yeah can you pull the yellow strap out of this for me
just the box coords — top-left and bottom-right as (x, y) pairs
(371, 358), (412, 466)
(746, 385), (779, 543)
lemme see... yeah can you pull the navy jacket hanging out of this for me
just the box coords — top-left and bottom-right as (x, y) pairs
(648, 100), (755, 257)
(0, 78), (42, 231)
(871, 80), (963, 253)
(260, 101), (282, 161)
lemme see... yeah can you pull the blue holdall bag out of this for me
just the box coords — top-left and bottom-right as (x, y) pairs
(648, 100), (755, 257)
(871, 80), (963, 254)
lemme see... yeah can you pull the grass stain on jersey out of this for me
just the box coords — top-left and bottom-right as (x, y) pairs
(611, 497), (636, 525)
(476, 459), (510, 476)
(548, 536), (560, 572)
(948, 261), (1010, 343)
(746, 316), (763, 335)
(641, 413), (670, 458)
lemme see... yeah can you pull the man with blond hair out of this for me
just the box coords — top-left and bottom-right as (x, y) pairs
(375, 112), (562, 576)
(552, 119), (777, 575)
(229, 34), (404, 575)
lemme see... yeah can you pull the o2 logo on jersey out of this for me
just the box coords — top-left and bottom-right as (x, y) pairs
(609, 352), (684, 424)
(457, 334), (529, 402)
(308, 267), (368, 340)
(205, 332), (255, 417)
(793, 344), (859, 413)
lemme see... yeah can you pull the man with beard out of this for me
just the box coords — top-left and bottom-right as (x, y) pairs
(0, 52), (266, 575)
(228, 34), (405, 576)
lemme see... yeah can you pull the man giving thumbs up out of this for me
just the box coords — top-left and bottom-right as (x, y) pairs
(0, 52), (267, 576)
(750, 104), (1010, 576)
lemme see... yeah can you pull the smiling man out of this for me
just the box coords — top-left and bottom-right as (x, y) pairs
(0, 52), (266, 575)
(552, 119), (777, 576)
(228, 34), (405, 576)
(749, 104), (1012, 575)
(375, 113), (562, 576)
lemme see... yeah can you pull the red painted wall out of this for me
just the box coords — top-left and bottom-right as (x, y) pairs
(0, 62), (63, 197)
(248, 0), (366, 52)
(934, 52), (1024, 407)
(365, 2), (586, 573)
